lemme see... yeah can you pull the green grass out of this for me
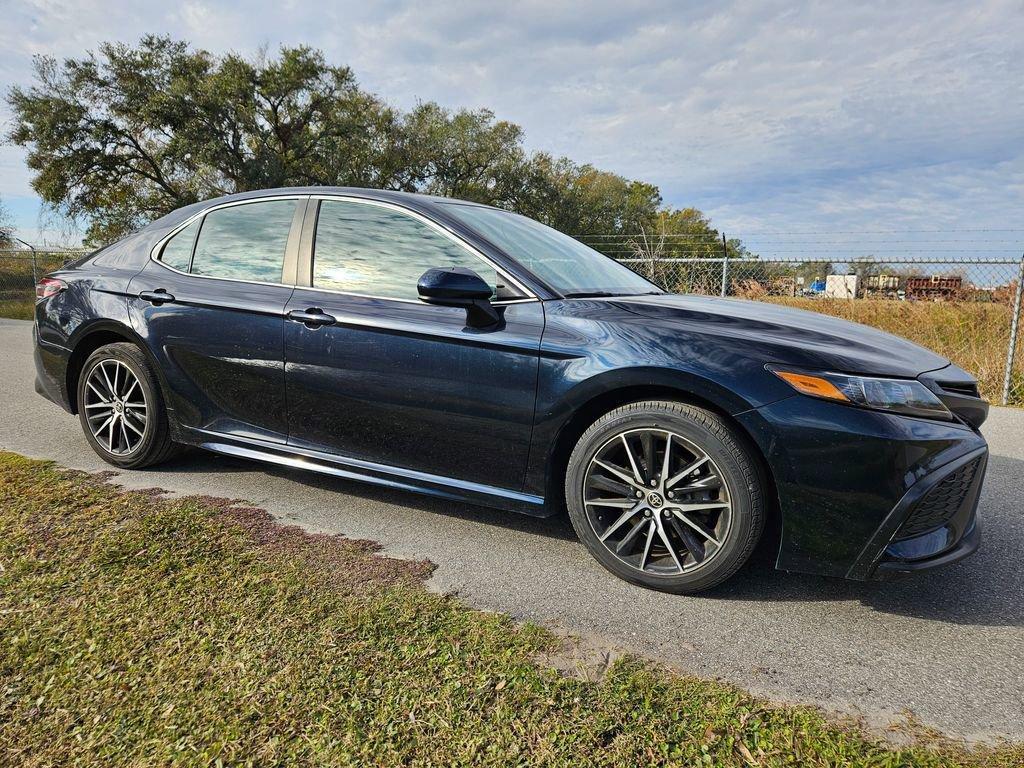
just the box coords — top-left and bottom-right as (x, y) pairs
(1, 453), (1021, 766)
(0, 253), (68, 322)
(0, 296), (35, 321)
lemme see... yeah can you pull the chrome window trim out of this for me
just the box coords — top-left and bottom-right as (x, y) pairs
(148, 192), (540, 304)
(148, 195), (310, 288)
(289, 285), (537, 307)
(305, 194), (539, 303)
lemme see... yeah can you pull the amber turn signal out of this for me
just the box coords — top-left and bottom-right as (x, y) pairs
(772, 370), (849, 402)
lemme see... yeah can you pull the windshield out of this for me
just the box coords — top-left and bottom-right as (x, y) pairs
(441, 203), (662, 297)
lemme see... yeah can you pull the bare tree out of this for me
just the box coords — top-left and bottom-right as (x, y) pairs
(627, 223), (669, 288)
(0, 196), (12, 247)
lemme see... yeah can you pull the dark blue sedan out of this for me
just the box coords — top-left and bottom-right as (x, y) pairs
(32, 188), (989, 592)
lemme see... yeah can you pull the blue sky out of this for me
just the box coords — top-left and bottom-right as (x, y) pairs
(1, 0), (1023, 259)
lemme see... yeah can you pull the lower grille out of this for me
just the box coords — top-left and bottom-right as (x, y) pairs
(895, 458), (981, 540)
(937, 381), (980, 399)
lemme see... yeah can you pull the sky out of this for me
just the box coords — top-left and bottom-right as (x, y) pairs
(1, 0), (1023, 264)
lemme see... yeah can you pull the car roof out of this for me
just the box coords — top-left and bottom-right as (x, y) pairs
(214, 186), (477, 205)
(148, 186), (490, 233)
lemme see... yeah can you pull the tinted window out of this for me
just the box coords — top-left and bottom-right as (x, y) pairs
(190, 200), (296, 282)
(159, 219), (200, 271)
(313, 200), (520, 300)
(441, 203), (660, 297)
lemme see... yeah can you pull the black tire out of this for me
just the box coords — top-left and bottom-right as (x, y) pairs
(565, 400), (765, 594)
(76, 342), (179, 469)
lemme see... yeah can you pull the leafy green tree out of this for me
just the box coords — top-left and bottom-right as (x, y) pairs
(7, 37), (399, 243)
(653, 208), (747, 260)
(7, 35), (746, 259)
(519, 155), (660, 234)
(392, 103), (530, 204)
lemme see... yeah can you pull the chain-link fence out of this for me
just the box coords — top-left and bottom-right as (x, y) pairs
(3, 245), (1023, 407)
(0, 248), (87, 322)
(619, 255), (1024, 407)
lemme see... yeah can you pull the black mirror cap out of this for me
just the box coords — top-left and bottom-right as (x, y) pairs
(417, 267), (493, 304)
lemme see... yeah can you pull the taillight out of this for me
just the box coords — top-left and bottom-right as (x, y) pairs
(35, 277), (67, 301)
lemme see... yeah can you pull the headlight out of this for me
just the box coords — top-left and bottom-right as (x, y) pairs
(768, 366), (952, 421)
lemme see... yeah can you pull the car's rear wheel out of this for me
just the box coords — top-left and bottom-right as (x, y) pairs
(565, 401), (765, 593)
(77, 342), (178, 469)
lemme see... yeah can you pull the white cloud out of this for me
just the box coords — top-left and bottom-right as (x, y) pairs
(1, 0), (1022, 247)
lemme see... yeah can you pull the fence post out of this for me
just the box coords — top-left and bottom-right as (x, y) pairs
(15, 238), (38, 283)
(719, 233), (729, 297)
(1001, 253), (1024, 406)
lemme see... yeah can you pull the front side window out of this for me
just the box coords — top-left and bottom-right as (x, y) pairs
(312, 200), (522, 301)
(188, 200), (297, 283)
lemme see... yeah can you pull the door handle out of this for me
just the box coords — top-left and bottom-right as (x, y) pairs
(139, 289), (175, 304)
(287, 308), (337, 327)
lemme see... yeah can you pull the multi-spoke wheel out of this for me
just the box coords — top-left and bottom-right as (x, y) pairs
(565, 401), (765, 593)
(76, 343), (178, 469)
(83, 359), (148, 455)
(585, 428), (731, 575)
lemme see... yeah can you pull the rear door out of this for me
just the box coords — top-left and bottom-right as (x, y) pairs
(128, 197), (307, 443)
(282, 196), (544, 491)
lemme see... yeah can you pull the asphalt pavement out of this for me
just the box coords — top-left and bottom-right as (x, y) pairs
(2, 317), (1022, 742)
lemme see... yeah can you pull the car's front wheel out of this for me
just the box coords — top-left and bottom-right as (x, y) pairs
(565, 401), (765, 593)
(77, 342), (178, 469)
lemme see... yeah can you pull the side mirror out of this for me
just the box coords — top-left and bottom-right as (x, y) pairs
(418, 267), (500, 327)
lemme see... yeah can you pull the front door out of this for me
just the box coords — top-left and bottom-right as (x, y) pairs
(283, 198), (543, 491)
(128, 197), (305, 443)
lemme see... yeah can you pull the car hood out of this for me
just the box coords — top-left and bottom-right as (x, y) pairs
(610, 293), (950, 378)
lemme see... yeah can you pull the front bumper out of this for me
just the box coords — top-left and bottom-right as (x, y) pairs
(873, 520), (980, 580)
(849, 446), (986, 580)
(736, 395), (988, 580)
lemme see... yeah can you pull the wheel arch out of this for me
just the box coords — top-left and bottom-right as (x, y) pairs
(540, 373), (781, 553)
(65, 321), (165, 415)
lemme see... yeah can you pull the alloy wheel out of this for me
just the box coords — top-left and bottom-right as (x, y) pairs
(83, 359), (149, 455)
(582, 428), (732, 575)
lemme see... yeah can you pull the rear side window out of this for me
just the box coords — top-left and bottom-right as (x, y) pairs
(312, 200), (520, 300)
(159, 219), (200, 271)
(188, 200), (297, 283)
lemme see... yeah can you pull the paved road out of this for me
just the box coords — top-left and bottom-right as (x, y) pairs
(2, 318), (1022, 742)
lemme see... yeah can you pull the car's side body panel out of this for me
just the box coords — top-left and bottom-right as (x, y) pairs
(33, 263), (143, 411)
(186, 426), (546, 515)
(127, 259), (295, 443)
(283, 289), (545, 489)
(119, 194), (311, 443)
(279, 193), (547, 490)
(524, 297), (797, 497)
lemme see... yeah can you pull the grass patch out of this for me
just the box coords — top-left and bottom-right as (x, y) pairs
(0, 297), (35, 321)
(0, 453), (1021, 766)
(0, 254), (69, 322)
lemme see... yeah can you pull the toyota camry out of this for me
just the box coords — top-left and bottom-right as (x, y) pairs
(32, 188), (989, 592)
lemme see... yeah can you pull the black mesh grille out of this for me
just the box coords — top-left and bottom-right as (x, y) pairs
(896, 458), (981, 540)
